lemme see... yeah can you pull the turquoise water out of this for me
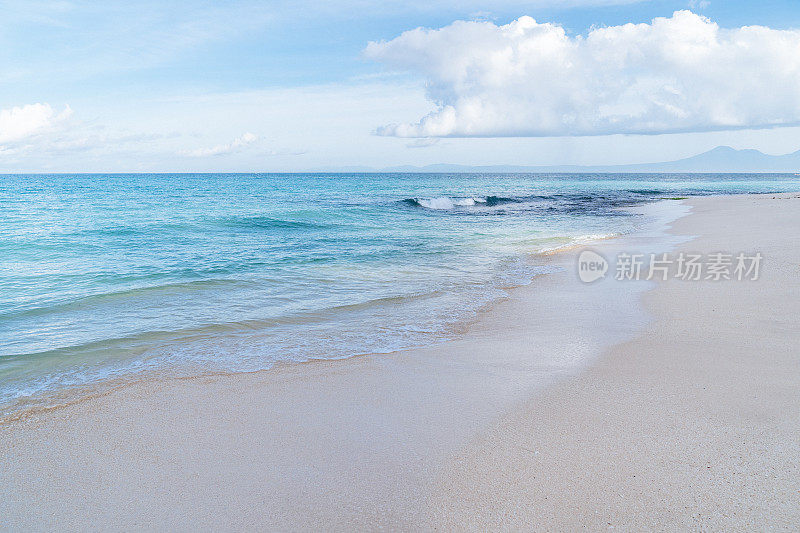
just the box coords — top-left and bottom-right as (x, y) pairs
(1, 173), (799, 415)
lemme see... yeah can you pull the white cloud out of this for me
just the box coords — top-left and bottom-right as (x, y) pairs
(406, 137), (440, 148)
(0, 103), (72, 143)
(182, 132), (258, 157)
(366, 11), (800, 137)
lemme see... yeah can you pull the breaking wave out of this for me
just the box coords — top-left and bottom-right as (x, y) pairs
(403, 195), (518, 210)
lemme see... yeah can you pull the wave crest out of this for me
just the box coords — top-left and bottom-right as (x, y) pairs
(403, 195), (516, 210)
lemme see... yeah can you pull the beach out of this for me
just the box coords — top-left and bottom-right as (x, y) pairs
(2, 192), (799, 530)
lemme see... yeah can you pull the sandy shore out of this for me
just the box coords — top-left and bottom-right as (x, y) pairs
(430, 193), (800, 530)
(1, 193), (798, 530)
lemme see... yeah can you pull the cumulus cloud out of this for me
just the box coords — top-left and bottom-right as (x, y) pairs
(183, 132), (257, 157)
(366, 11), (800, 137)
(0, 103), (72, 143)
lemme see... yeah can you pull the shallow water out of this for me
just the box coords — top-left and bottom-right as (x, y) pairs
(1, 172), (799, 414)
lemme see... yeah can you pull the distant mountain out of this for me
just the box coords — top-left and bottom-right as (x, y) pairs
(605, 146), (800, 173)
(320, 146), (800, 173)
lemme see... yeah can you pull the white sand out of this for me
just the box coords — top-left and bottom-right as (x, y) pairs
(429, 193), (800, 530)
(1, 193), (798, 531)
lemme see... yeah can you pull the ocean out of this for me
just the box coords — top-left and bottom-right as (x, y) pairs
(1, 173), (799, 416)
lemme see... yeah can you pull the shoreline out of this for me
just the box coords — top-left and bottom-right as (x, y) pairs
(0, 198), (677, 426)
(4, 193), (797, 529)
(430, 192), (800, 529)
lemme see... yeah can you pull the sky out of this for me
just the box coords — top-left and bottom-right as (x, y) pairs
(3, 0), (800, 172)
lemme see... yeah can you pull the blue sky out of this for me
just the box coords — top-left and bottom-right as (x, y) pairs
(3, 0), (800, 171)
